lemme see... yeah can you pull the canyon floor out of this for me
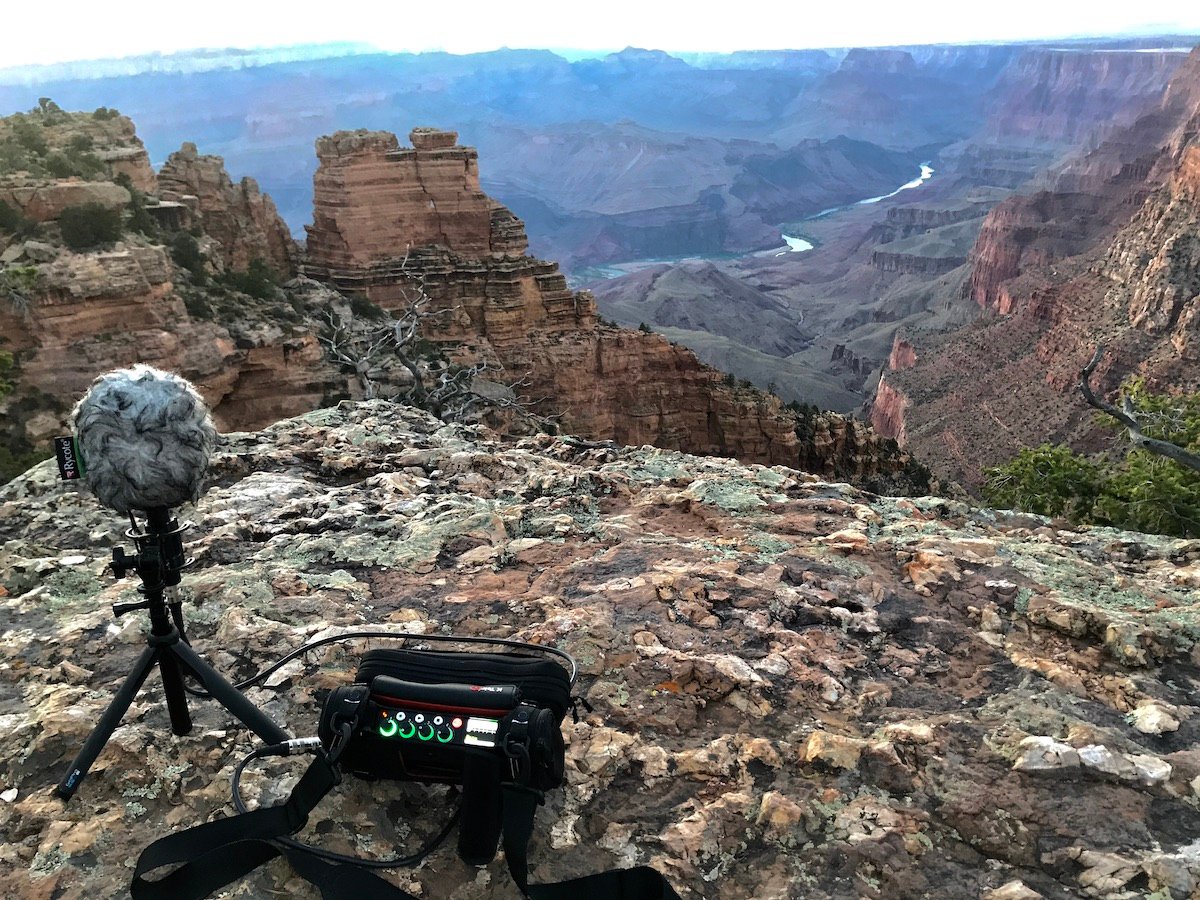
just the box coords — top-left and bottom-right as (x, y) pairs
(1, 401), (1198, 899)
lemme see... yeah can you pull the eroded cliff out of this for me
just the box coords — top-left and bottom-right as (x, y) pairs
(304, 127), (911, 483)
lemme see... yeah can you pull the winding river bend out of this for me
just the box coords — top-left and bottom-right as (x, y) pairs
(775, 161), (936, 255)
(575, 161), (938, 278)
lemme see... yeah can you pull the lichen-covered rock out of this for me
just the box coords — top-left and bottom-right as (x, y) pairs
(0, 400), (1198, 899)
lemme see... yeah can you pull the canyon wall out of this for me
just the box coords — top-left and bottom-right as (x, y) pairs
(982, 48), (1187, 147)
(304, 127), (910, 481)
(0, 110), (343, 475)
(967, 47), (1200, 312)
(871, 46), (1200, 487)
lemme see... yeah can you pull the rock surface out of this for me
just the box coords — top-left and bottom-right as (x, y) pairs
(1, 400), (1198, 898)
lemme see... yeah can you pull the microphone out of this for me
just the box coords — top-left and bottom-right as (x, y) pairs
(71, 365), (217, 514)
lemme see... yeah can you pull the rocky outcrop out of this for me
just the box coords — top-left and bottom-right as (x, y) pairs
(305, 127), (908, 481)
(0, 180), (130, 223)
(2, 401), (1198, 899)
(157, 142), (297, 277)
(870, 249), (964, 276)
(869, 376), (909, 444)
(967, 47), (1200, 312)
(888, 335), (918, 371)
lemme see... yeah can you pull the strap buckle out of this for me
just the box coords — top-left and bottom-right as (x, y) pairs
(325, 685), (369, 765)
(503, 704), (536, 784)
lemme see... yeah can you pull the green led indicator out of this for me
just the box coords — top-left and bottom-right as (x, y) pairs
(398, 721), (416, 739)
(417, 724), (434, 742)
(379, 719), (398, 738)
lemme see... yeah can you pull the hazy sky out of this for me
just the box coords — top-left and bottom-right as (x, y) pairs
(5, 0), (1200, 67)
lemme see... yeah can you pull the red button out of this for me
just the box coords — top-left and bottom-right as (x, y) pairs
(451, 717), (463, 729)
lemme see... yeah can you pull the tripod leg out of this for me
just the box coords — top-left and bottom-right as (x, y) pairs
(56, 645), (160, 801)
(157, 645), (193, 737)
(171, 642), (291, 744)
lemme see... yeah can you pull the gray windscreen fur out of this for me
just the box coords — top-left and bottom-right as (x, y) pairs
(71, 365), (217, 513)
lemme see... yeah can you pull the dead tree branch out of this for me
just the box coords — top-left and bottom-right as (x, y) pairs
(1079, 344), (1200, 472)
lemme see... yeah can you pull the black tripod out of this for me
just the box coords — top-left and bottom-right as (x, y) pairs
(56, 507), (290, 800)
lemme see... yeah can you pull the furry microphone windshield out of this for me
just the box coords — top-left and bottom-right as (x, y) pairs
(71, 365), (217, 514)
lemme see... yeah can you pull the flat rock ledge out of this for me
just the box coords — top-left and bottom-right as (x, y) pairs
(1, 400), (1198, 899)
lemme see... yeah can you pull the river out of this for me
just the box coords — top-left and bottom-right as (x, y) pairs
(575, 161), (937, 277)
(771, 161), (935, 256)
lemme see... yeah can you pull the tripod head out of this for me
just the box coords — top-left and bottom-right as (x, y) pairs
(109, 508), (192, 619)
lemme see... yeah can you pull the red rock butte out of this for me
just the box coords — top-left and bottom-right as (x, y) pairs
(300, 126), (911, 480)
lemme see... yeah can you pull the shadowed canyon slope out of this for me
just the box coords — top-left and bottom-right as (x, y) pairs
(1, 401), (1199, 898)
(870, 46), (1200, 487)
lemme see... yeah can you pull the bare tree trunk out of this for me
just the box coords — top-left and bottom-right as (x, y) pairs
(1079, 345), (1200, 472)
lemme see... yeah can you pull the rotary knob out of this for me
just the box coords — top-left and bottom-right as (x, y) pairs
(417, 723), (434, 742)
(435, 726), (454, 743)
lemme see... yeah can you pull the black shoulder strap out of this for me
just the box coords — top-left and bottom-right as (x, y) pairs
(133, 753), (682, 900)
(500, 783), (682, 900)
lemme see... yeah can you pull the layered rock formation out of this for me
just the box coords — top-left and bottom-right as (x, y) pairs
(2, 401), (1198, 899)
(304, 128), (909, 483)
(871, 46), (1200, 487)
(967, 47), (1200, 312)
(157, 142), (297, 277)
(0, 108), (340, 478)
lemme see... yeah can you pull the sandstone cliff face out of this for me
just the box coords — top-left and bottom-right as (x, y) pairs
(0, 111), (338, 474)
(305, 128), (908, 482)
(2, 401), (1198, 899)
(967, 47), (1200, 312)
(157, 142), (297, 277)
(983, 48), (1187, 147)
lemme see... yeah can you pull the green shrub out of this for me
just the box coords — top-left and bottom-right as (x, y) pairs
(984, 381), (1200, 536)
(11, 118), (47, 156)
(44, 152), (77, 178)
(638, 321), (652, 333)
(0, 350), (12, 399)
(58, 202), (123, 250)
(170, 232), (206, 281)
(0, 200), (33, 235)
(983, 444), (1102, 521)
(221, 257), (277, 299)
(117, 175), (158, 238)
(348, 292), (387, 320)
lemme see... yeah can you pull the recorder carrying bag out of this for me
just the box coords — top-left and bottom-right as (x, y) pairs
(132, 647), (681, 900)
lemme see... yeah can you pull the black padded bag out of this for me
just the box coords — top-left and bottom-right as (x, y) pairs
(354, 648), (572, 720)
(319, 648), (571, 793)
